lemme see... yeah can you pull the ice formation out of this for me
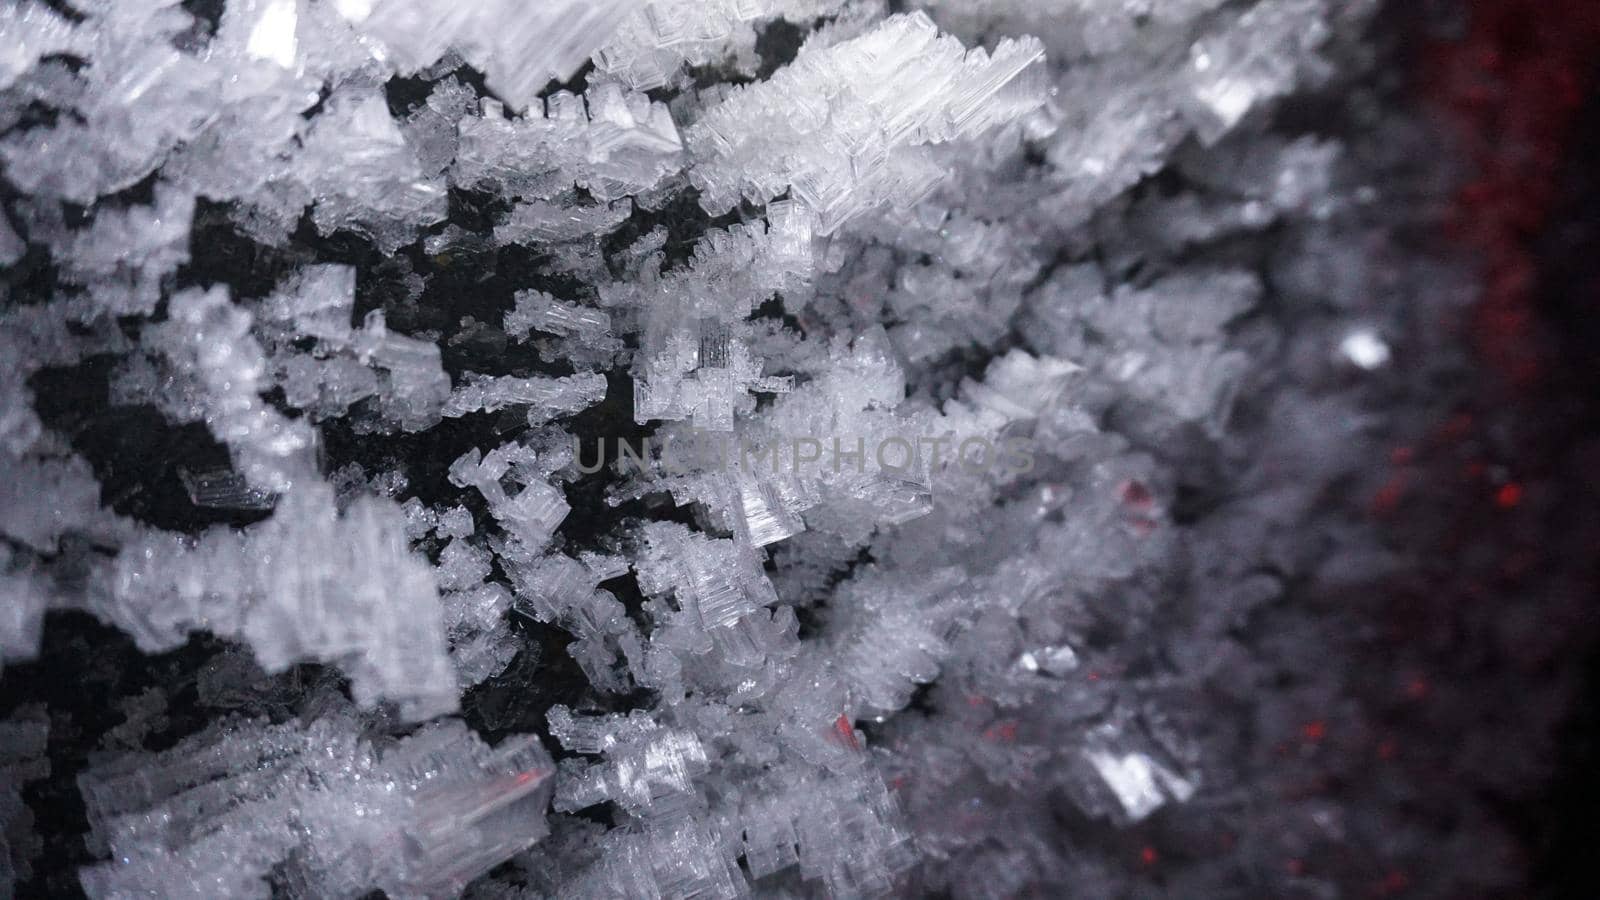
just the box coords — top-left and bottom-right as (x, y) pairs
(685, 11), (1048, 231)
(76, 708), (555, 897)
(0, 0), (1534, 897)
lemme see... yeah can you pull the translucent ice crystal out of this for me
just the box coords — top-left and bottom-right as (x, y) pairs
(687, 12), (1048, 232)
(78, 712), (555, 898)
(95, 483), (458, 720)
(626, 202), (815, 429)
(1068, 720), (1199, 825)
(337, 0), (639, 111)
(295, 88), (448, 251)
(56, 185), (196, 317)
(150, 286), (318, 494)
(442, 372), (607, 422)
(449, 444), (573, 553)
(549, 708), (709, 815)
(1181, 0), (1332, 145)
(506, 290), (615, 344)
(634, 522), (783, 659)
(454, 85), (683, 203)
(592, 0), (850, 91)
(178, 468), (278, 511)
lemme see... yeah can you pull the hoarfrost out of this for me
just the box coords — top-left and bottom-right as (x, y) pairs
(0, 0), (1475, 897)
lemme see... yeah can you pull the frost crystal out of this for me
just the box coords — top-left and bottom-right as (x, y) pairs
(97, 484), (457, 721)
(594, 0), (851, 91)
(688, 12), (1048, 232)
(77, 712), (554, 898)
(336, 0), (639, 111)
(151, 286), (318, 494)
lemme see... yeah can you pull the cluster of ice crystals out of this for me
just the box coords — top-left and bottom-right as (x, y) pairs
(616, 199), (815, 433)
(687, 11), (1048, 232)
(506, 289), (616, 346)
(56, 185), (196, 317)
(296, 88), (450, 251)
(149, 286), (319, 494)
(335, 0), (639, 111)
(77, 710), (554, 899)
(550, 705), (709, 815)
(454, 85), (683, 205)
(1180, 0), (1335, 145)
(442, 371), (607, 422)
(448, 443), (572, 554)
(95, 483), (457, 720)
(594, 0), (852, 91)
(0, 0), (1444, 896)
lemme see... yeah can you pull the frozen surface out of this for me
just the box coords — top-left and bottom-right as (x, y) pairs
(0, 0), (1517, 897)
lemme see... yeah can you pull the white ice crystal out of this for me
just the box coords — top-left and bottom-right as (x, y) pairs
(687, 11), (1049, 232)
(95, 483), (458, 720)
(506, 289), (615, 344)
(151, 286), (319, 494)
(57, 185), (196, 317)
(77, 712), (554, 898)
(625, 201), (815, 429)
(441, 371), (607, 422)
(593, 0), (851, 91)
(297, 87), (449, 251)
(455, 85), (683, 204)
(332, 0), (639, 110)
(0, 3), (83, 93)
